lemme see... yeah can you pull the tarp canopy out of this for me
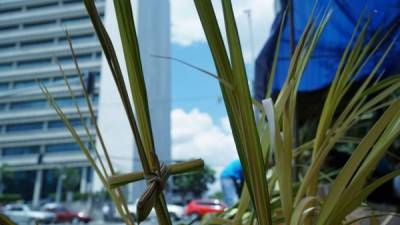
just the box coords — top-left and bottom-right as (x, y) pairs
(254, 0), (399, 101)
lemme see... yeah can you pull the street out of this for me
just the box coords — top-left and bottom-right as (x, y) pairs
(45, 217), (194, 225)
(46, 220), (165, 225)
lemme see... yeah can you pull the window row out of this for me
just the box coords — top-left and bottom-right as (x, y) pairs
(0, 71), (100, 91)
(1, 117), (93, 134)
(0, 0), (106, 16)
(1, 141), (93, 156)
(0, 52), (102, 71)
(0, 12), (104, 32)
(0, 94), (99, 112)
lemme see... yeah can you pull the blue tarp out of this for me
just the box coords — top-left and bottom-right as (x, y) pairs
(254, 0), (399, 101)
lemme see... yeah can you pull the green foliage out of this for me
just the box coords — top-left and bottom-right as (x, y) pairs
(0, 194), (21, 204)
(0, 165), (14, 195)
(194, 1), (273, 224)
(208, 191), (224, 201)
(172, 165), (216, 201)
(55, 167), (80, 192)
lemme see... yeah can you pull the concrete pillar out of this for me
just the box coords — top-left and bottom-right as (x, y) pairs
(80, 167), (87, 193)
(131, 0), (171, 203)
(32, 169), (43, 207)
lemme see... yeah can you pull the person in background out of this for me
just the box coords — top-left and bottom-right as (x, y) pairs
(220, 160), (244, 207)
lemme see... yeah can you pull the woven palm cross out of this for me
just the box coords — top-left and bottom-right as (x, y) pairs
(108, 154), (204, 222)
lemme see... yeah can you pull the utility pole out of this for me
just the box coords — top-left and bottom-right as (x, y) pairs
(244, 9), (256, 69)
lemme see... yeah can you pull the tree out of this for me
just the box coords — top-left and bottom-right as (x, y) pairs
(208, 191), (224, 201)
(62, 167), (80, 192)
(0, 164), (14, 195)
(172, 164), (215, 203)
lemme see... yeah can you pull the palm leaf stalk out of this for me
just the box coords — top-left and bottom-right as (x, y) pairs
(45, 33), (134, 224)
(107, 159), (204, 189)
(194, 0), (273, 224)
(269, 8), (333, 223)
(0, 214), (17, 225)
(83, 0), (206, 224)
(110, 0), (172, 221)
(67, 30), (134, 224)
(213, 6), (333, 225)
(40, 84), (134, 225)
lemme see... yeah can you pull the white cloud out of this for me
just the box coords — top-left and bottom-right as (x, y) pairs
(171, 108), (238, 168)
(171, 0), (276, 63)
(170, 0), (205, 46)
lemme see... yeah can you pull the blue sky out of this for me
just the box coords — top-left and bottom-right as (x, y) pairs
(171, 43), (227, 120)
(171, 43), (255, 120)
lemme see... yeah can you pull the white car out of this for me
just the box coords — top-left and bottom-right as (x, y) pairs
(127, 202), (184, 221)
(3, 204), (56, 225)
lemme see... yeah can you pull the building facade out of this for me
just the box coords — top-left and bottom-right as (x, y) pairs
(0, 0), (171, 206)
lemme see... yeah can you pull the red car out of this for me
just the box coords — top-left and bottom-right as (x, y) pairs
(41, 203), (91, 224)
(185, 199), (226, 218)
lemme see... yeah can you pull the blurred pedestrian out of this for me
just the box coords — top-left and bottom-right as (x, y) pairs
(220, 160), (243, 207)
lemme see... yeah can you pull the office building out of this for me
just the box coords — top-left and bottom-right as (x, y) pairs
(0, 0), (170, 206)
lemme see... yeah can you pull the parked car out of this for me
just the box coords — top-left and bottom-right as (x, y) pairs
(127, 202), (184, 221)
(3, 203), (56, 225)
(102, 201), (184, 221)
(41, 203), (91, 224)
(185, 199), (226, 218)
(166, 204), (185, 221)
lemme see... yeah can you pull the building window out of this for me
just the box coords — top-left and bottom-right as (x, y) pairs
(92, 94), (99, 104)
(55, 96), (86, 108)
(0, 7), (21, 15)
(0, 82), (9, 91)
(53, 76), (81, 87)
(0, 25), (19, 32)
(59, 34), (94, 44)
(17, 58), (52, 68)
(20, 39), (54, 49)
(9, 100), (46, 110)
(46, 143), (81, 153)
(6, 122), (43, 133)
(14, 78), (49, 89)
(0, 63), (13, 71)
(14, 80), (36, 89)
(53, 74), (79, 81)
(86, 166), (93, 183)
(2, 146), (40, 156)
(48, 118), (83, 129)
(57, 53), (92, 64)
(0, 103), (6, 111)
(62, 0), (82, 4)
(23, 20), (57, 29)
(0, 43), (16, 51)
(26, 2), (58, 11)
(61, 16), (90, 25)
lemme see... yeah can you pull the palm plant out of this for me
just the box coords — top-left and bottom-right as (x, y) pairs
(197, 2), (400, 225)
(33, 0), (400, 225)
